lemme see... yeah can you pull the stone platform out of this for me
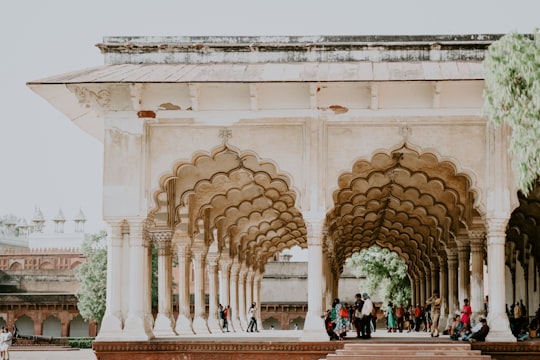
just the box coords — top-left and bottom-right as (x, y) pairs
(92, 330), (540, 360)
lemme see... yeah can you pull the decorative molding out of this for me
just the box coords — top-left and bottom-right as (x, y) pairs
(67, 85), (110, 110)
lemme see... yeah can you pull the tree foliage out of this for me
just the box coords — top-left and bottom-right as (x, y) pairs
(75, 230), (107, 323)
(75, 231), (160, 323)
(346, 246), (411, 306)
(484, 30), (540, 194)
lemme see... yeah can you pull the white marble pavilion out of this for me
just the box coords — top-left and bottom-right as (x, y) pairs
(28, 35), (540, 343)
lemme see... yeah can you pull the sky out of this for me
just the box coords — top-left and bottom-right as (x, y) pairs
(0, 0), (538, 234)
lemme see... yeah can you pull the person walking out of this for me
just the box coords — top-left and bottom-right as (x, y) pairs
(427, 290), (442, 337)
(246, 302), (259, 332)
(223, 305), (230, 332)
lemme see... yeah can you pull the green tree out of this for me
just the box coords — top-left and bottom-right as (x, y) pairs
(484, 31), (540, 194)
(75, 231), (160, 323)
(346, 246), (411, 306)
(75, 230), (107, 323)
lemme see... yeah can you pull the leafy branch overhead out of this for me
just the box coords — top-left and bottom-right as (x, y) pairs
(483, 31), (540, 194)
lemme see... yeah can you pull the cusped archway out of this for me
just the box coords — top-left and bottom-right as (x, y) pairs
(326, 144), (481, 282)
(150, 145), (307, 271)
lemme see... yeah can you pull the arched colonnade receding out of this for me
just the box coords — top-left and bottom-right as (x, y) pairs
(98, 139), (515, 342)
(28, 35), (531, 343)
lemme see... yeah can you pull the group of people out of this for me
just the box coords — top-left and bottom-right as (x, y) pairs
(325, 293), (375, 341)
(218, 302), (259, 333)
(218, 304), (230, 332)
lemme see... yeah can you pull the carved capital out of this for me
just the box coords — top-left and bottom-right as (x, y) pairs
(152, 230), (173, 256)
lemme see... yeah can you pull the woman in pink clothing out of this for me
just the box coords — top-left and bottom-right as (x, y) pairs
(461, 298), (472, 327)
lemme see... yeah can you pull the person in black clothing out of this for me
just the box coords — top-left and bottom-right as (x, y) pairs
(353, 293), (364, 338)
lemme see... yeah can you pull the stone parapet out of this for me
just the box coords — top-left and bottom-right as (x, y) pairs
(97, 34), (502, 65)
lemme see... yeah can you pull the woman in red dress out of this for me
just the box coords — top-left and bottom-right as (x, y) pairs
(461, 298), (472, 327)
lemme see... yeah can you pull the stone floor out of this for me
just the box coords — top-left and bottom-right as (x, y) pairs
(10, 349), (96, 360)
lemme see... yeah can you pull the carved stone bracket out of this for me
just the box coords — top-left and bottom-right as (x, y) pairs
(67, 85), (111, 113)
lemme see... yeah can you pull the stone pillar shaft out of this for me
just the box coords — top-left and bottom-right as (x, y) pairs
(457, 241), (471, 307)
(486, 219), (515, 341)
(152, 230), (176, 336)
(238, 265), (248, 329)
(447, 251), (458, 316)
(175, 242), (194, 335)
(300, 219), (328, 341)
(123, 220), (153, 340)
(230, 262), (241, 331)
(191, 247), (210, 334)
(470, 233), (485, 321)
(97, 222), (123, 339)
(207, 254), (221, 332)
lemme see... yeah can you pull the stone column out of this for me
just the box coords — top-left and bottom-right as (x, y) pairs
(144, 231), (153, 332)
(439, 256), (449, 327)
(123, 219), (154, 340)
(414, 277), (420, 306)
(486, 218), (515, 341)
(206, 253), (221, 333)
(420, 275), (426, 306)
(152, 229), (176, 337)
(238, 264), (249, 330)
(431, 263), (440, 295)
(447, 250), (458, 317)
(246, 269), (255, 314)
(97, 221), (124, 339)
(218, 255), (232, 325)
(191, 246), (210, 334)
(300, 219), (328, 341)
(425, 270), (432, 301)
(175, 241), (194, 335)
(254, 269), (263, 329)
(229, 261), (242, 331)
(411, 278), (418, 308)
(457, 237), (471, 307)
(470, 231), (486, 321)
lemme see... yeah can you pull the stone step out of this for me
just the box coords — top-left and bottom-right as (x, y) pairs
(343, 343), (472, 350)
(335, 349), (484, 356)
(322, 343), (491, 360)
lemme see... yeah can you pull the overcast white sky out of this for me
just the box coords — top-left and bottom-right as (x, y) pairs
(0, 0), (538, 234)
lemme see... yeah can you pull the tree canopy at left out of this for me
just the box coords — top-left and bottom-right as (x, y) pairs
(76, 230), (107, 323)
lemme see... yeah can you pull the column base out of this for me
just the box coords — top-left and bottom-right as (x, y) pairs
(486, 313), (516, 342)
(192, 316), (211, 334)
(175, 314), (194, 335)
(232, 318), (242, 332)
(486, 330), (517, 342)
(207, 317), (223, 333)
(123, 313), (154, 340)
(300, 311), (329, 342)
(96, 312), (123, 340)
(153, 313), (177, 337)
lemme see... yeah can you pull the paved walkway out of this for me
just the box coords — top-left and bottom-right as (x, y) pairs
(10, 349), (96, 360)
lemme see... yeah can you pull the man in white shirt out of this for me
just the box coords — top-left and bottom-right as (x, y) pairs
(361, 293), (374, 339)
